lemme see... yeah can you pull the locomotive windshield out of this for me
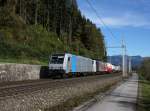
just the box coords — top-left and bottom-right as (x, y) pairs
(50, 54), (64, 64)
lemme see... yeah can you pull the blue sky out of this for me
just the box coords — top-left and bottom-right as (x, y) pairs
(77, 0), (150, 57)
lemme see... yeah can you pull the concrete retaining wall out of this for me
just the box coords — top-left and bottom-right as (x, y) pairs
(0, 64), (44, 82)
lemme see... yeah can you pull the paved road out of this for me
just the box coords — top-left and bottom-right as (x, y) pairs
(85, 73), (138, 111)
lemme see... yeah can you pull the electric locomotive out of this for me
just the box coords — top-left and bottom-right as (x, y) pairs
(48, 53), (121, 78)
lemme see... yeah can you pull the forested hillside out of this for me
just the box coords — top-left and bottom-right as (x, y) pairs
(139, 59), (150, 81)
(0, 0), (106, 64)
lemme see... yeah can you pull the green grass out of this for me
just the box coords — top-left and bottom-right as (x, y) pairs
(138, 80), (150, 111)
(0, 58), (48, 65)
(0, 25), (66, 65)
(0, 25), (105, 65)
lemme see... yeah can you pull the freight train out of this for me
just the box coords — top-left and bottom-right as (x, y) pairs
(48, 53), (121, 78)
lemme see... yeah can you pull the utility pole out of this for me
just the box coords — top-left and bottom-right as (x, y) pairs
(106, 38), (128, 78)
(129, 56), (132, 73)
(122, 38), (127, 78)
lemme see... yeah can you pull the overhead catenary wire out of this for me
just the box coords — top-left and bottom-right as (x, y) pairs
(85, 0), (129, 77)
(85, 0), (117, 39)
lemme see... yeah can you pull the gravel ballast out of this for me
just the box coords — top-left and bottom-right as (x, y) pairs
(0, 74), (122, 111)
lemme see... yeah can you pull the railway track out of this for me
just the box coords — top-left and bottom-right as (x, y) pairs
(0, 73), (121, 100)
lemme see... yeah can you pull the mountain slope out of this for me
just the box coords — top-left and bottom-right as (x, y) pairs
(0, 0), (106, 64)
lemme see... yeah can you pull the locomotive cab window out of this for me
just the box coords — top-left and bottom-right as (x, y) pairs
(50, 56), (58, 64)
(68, 57), (70, 62)
(57, 56), (64, 64)
(50, 55), (64, 64)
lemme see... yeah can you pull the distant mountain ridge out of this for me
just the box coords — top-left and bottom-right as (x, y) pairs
(107, 55), (143, 69)
(143, 57), (150, 61)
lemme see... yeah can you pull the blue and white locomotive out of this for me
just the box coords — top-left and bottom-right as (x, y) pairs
(49, 53), (96, 77)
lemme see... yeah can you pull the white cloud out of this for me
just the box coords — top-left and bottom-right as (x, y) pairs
(91, 13), (150, 28)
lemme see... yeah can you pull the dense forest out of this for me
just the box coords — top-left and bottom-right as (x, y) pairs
(0, 0), (106, 64)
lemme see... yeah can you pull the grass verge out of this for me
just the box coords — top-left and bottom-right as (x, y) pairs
(138, 80), (150, 111)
